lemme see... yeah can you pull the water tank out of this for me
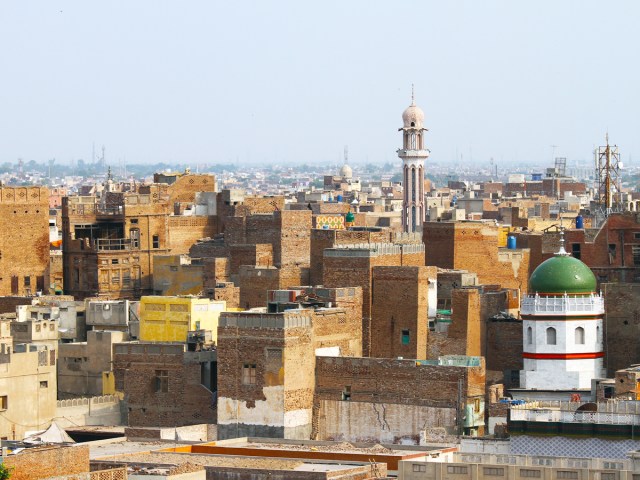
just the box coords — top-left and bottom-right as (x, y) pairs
(507, 236), (517, 249)
(576, 215), (584, 229)
(336, 194), (343, 202)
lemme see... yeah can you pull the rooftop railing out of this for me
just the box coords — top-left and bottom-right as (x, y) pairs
(521, 293), (604, 315)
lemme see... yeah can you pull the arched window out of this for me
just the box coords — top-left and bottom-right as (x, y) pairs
(527, 327), (533, 345)
(575, 327), (585, 345)
(596, 326), (601, 343)
(546, 327), (556, 345)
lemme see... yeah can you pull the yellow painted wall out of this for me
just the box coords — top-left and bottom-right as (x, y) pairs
(139, 296), (226, 342)
(102, 371), (116, 395)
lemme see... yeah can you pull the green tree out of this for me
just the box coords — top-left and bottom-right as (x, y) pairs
(0, 463), (13, 479)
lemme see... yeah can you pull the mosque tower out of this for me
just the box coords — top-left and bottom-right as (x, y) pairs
(519, 232), (606, 398)
(397, 88), (429, 233)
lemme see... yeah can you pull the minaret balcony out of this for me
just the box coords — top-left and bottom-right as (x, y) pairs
(521, 293), (604, 316)
(397, 148), (430, 158)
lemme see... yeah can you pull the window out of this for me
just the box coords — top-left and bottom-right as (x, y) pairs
(572, 243), (581, 259)
(130, 218), (139, 224)
(242, 364), (256, 385)
(155, 370), (169, 393)
(575, 327), (585, 344)
(527, 327), (533, 344)
(0, 396), (7, 410)
(153, 234), (160, 249)
(546, 327), (556, 345)
(24, 276), (30, 287)
(35, 324), (41, 332)
(130, 228), (140, 249)
(600, 474), (616, 480)
(30, 312), (38, 319)
(342, 385), (351, 401)
(474, 398), (481, 412)
(634, 232), (640, 240)
(519, 469), (541, 478)
(608, 243), (617, 260)
(633, 246), (640, 266)
(111, 258), (119, 265)
(556, 472), (578, 480)
(447, 466), (468, 474)
(40, 381), (48, 388)
(412, 464), (427, 472)
(484, 467), (505, 476)
(401, 329), (410, 345)
(112, 270), (120, 284)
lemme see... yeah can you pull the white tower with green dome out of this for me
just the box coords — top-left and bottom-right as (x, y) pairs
(519, 239), (605, 394)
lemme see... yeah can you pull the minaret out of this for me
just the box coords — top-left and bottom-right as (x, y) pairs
(397, 87), (429, 233)
(519, 230), (605, 396)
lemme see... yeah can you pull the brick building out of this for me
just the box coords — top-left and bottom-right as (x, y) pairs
(370, 266), (435, 360)
(423, 221), (530, 293)
(0, 187), (50, 296)
(62, 174), (216, 299)
(217, 307), (361, 440)
(314, 355), (486, 443)
(113, 342), (216, 427)
(323, 242), (425, 356)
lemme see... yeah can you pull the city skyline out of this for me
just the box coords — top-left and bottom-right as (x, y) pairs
(1, 1), (638, 166)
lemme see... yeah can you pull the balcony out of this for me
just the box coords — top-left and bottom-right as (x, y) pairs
(95, 238), (132, 251)
(521, 293), (604, 316)
(510, 401), (640, 426)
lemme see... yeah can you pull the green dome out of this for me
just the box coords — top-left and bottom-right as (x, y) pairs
(529, 255), (597, 295)
(345, 211), (355, 223)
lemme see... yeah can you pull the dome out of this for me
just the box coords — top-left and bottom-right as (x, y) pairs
(345, 211), (355, 223)
(529, 255), (597, 295)
(402, 102), (425, 128)
(340, 163), (353, 179)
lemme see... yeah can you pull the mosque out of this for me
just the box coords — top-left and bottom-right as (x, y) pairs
(512, 233), (606, 401)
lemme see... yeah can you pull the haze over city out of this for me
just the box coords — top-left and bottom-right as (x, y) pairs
(1, 1), (639, 167)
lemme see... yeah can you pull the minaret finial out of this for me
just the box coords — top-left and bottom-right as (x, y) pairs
(557, 227), (569, 256)
(411, 84), (415, 105)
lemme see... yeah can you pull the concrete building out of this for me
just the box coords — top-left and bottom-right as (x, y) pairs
(139, 296), (226, 343)
(397, 94), (428, 233)
(57, 330), (125, 398)
(0, 320), (57, 440)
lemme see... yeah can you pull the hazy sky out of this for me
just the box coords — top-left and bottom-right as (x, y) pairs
(1, 1), (638, 168)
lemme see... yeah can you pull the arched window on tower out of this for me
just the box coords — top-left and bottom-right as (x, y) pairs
(597, 326), (601, 344)
(527, 327), (533, 345)
(546, 327), (556, 345)
(575, 327), (585, 345)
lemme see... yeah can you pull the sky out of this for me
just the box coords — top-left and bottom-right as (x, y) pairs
(0, 1), (638, 168)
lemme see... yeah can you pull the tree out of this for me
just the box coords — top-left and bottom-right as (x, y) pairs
(0, 463), (13, 479)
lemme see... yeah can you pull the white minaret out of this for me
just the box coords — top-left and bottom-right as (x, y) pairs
(397, 87), (429, 233)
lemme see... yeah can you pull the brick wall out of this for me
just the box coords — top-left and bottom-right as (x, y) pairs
(603, 283), (640, 376)
(370, 266), (432, 360)
(0, 187), (50, 297)
(4, 444), (90, 480)
(113, 344), (216, 427)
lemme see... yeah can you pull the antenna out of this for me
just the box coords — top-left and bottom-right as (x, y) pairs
(411, 84), (415, 105)
(343, 145), (349, 165)
(595, 133), (622, 219)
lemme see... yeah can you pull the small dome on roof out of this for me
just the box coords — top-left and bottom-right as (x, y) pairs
(529, 255), (597, 295)
(340, 163), (353, 179)
(402, 102), (425, 128)
(345, 211), (355, 223)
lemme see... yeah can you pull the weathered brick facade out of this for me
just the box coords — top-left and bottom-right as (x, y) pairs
(424, 221), (530, 293)
(63, 174), (216, 299)
(217, 307), (361, 440)
(323, 243), (425, 356)
(370, 266), (434, 360)
(113, 342), (216, 427)
(0, 187), (50, 296)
